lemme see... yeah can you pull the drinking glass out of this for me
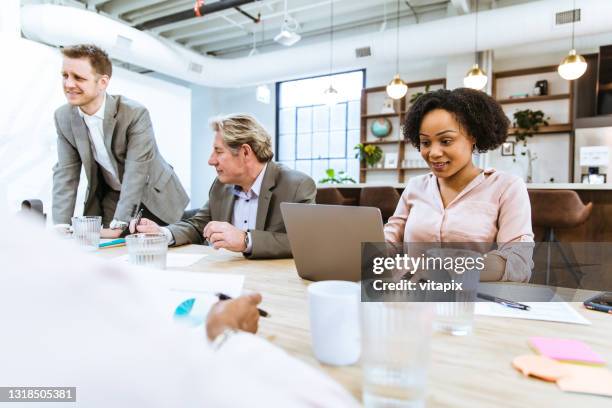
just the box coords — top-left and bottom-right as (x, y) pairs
(362, 302), (433, 408)
(125, 233), (168, 269)
(71, 216), (102, 251)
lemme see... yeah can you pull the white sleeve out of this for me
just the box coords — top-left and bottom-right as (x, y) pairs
(203, 332), (360, 408)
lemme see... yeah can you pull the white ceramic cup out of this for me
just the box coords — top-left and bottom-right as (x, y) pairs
(308, 280), (361, 366)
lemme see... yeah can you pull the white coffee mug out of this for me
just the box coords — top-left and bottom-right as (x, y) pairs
(308, 280), (361, 366)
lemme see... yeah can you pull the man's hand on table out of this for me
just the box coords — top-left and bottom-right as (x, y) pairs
(203, 221), (247, 252)
(206, 293), (262, 341)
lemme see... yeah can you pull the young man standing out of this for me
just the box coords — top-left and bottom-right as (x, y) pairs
(52, 44), (188, 238)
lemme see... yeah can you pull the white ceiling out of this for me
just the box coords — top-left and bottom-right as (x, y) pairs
(63, 0), (512, 57)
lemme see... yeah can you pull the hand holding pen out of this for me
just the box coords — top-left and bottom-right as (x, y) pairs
(206, 292), (265, 340)
(217, 293), (270, 317)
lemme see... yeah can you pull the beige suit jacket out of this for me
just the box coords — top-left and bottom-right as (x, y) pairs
(167, 161), (315, 259)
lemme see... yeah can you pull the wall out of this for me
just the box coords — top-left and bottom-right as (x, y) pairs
(186, 84), (277, 206)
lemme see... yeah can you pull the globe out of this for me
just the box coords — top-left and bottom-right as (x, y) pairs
(370, 118), (393, 138)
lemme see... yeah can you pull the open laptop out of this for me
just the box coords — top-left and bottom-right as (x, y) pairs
(280, 203), (385, 281)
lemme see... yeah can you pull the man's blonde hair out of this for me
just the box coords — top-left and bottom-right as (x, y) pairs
(209, 114), (274, 162)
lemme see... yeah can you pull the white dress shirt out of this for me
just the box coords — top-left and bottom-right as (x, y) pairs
(231, 163), (267, 253)
(78, 95), (122, 191)
(162, 164), (268, 253)
(0, 210), (359, 407)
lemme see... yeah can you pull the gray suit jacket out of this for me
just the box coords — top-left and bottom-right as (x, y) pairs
(52, 94), (189, 225)
(167, 161), (316, 259)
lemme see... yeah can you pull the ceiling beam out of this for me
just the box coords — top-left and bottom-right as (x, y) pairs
(99, 0), (171, 17)
(86, 0), (113, 7)
(134, 0), (258, 31)
(196, 3), (449, 56)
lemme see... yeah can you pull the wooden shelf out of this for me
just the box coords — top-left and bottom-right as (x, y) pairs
(508, 124), (572, 135)
(360, 167), (399, 171)
(361, 112), (404, 119)
(497, 94), (570, 105)
(363, 139), (402, 145)
(360, 79), (446, 183)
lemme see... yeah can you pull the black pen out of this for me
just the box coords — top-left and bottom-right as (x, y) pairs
(477, 293), (530, 311)
(216, 293), (270, 318)
(133, 208), (143, 229)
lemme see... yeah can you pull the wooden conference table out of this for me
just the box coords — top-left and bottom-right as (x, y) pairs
(102, 244), (611, 407)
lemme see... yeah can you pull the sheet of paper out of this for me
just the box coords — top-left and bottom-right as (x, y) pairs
(115, 253), (207, 268)
(475, 301), (591, 325)
(134, 270), (244, 327)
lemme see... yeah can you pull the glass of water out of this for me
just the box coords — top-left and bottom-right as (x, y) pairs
(361, 302), (433, 408)
(425, 248), (481, 336)
(71, 216), (102, 251)
(126, 233), (168, 269)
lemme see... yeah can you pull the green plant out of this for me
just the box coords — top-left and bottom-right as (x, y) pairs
(409, 85), (431, 104)
(318, 168), (356, 184)
(512, 109), (549, 144)
(354, 143), (383, 167)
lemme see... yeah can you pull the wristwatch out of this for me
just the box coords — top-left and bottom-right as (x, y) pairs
(109, 219), (129, 230)
(211, 328), (238, 351)
(243, 231), (250, 250)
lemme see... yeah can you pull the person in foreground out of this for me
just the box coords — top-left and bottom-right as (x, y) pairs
(0, 211), (358, 407)
(384, 88), (534, 282)
(133, 114), (316, 259)
(52, 44), (188, 238)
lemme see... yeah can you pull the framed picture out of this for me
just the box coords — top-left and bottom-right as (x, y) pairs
(501, 141), (515, 156)
(384, 152), (398, 168)
(581, 174), (607, 184)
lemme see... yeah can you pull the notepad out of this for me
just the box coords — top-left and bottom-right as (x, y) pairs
(475, 301), (591, 325)
(529, 337), (605, 365)
(513, 355), (612, 397)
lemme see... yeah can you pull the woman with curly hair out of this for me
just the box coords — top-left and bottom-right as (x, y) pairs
(384, 88), (534, 282)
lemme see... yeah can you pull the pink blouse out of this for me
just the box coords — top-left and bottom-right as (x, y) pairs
(384, 168), (534, 282)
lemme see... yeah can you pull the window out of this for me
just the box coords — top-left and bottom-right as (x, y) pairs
(276, 70), (364, 182)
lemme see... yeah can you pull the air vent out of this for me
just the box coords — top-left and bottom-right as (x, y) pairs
(115, 35), (133, 49)
(355, 46), (371, 58)
(188, 61), (203, 74)
(556, 8), (580, 25)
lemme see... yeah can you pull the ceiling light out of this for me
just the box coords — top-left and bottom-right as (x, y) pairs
(386, 0), (407, 100)
(323, 84), (339, 106)
(558, 49), (587, 80)
(464, 0), (488, 90)
(256, 84), (271, 104)
(464, 64), (488, 90)
(274, 28), (301, 46)
(387, 74), (408, 100)
(558, 1), (586, 81)
(274, 0), (301, 47)
(322, 0), (340, 105)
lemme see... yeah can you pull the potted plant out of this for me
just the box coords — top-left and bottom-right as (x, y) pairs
(512, 109), (549, 145)
(354, 143), (383, 168)
(409, 84), (431, 105)
(318, 168), (356, 184)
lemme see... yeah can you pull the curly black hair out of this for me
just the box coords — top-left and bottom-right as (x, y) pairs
(403, 88), (510, 153)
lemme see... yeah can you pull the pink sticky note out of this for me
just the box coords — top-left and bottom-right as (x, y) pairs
(529, 337), (605, 365)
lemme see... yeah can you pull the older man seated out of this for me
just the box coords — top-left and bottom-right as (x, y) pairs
(134, 114), (315, 259)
